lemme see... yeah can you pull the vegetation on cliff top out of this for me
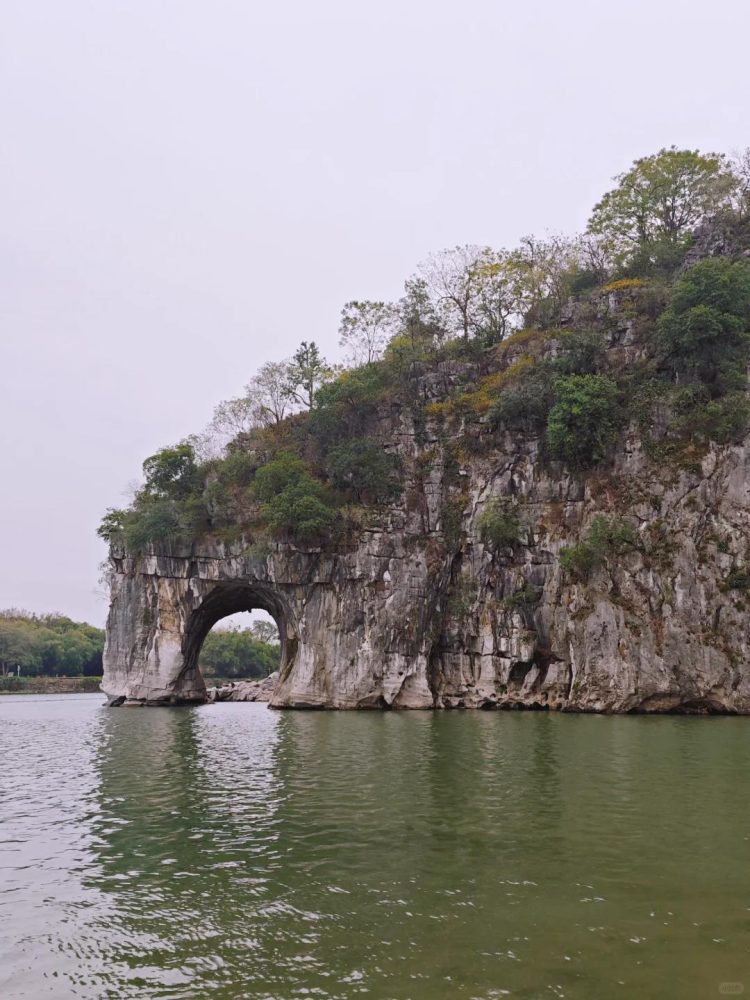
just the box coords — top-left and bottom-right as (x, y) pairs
(99, 146), (750, 553)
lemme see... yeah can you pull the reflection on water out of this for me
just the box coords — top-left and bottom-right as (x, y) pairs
(1, 695), (750, 999)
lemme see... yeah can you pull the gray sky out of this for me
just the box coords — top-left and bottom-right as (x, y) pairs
(2, 0), (748, 626)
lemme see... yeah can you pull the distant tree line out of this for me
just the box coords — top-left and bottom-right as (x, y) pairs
(199, 622), (280, 679)
(0, 610), (281, 682)
(0, 611), (104, 677)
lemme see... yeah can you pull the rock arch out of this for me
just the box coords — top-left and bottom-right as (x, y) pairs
(101, 535), (445, 709)
(181, 581), (297, 694)
(102, 546), (307, 707)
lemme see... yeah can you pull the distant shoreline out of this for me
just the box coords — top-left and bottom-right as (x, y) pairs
(0, 676), (102, 695)
(0, 675), (253, 696)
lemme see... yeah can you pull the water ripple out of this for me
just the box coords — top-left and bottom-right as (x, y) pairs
(1, 696), (749, 998)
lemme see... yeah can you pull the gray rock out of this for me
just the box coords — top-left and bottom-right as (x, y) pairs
(207, 672), (280, 703)
(101, 321), (750, 714)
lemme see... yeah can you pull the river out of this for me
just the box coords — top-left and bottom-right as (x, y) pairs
(1, 695), (748, 999)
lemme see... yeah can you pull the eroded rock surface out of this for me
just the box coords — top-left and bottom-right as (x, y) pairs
(102, 295), (750, 713)
(207, 673), (279, 703)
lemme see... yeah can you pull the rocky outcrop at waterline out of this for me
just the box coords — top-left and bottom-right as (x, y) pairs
(206, 673), (279, 703)
(101, 284), (750, 713)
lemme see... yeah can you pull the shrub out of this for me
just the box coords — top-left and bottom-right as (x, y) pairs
(310, 363), (391, 445)
(478, 501), (523, 548)
(142, 443), (200, 499)
(122, 498), (185, 550)
(560, 515), (638, 581)
(547, 374), (621, 468)
(327, 439), (401, 502)
(261, 484), (336, 544)
(489, 367), (556, 430)
(559, 540), (602, 581)
(254, 453), (336, 544)
(657, 258), (750, 395)
(676, 391), (750, 444)
(501, 585), (542, 608)
(552, 331), (606, 376)
(601, 278), (648, 293)
(567, 268), (601, 296)
(725, 568), (750, 591)
(253, 453), (311, 503)
(219, 449), (259, 488)
(440, 498), (466, 546)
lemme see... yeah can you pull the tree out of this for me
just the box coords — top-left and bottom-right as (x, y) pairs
(191, 361), (296, 461)
(418, 245), (489, 340)
(250, 620), (279, 644)
(398, 276), (446, 346)
(729, 147), (750, 219)
(547, 374), (621, 468)
(0, 620), (37, 675)
(253, 453), (337, 543)
(262, 484), (336, 543)
(250, 361), (295, 425)
(478, 501), (522, 549)
(657, 258), (750, 394)
(199, 626), (280, 679)
(283, 341), (333, 409)
(415, 242), (580, 344)
(142, 443), (199, 499)
(327, 439), (401, 502)
(339, 300), (398, 366)
(588, 147), (735, 270)
(0, 612), (104, 677)
(506, 235), (585, 328)
(469, 249), (519, 343)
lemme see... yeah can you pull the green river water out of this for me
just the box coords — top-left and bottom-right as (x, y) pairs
(1, 694), (749, 999)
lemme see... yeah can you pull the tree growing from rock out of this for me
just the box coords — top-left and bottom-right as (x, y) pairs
(283, 341), (334, 409)
(587, 147), (736, 271)
(339, 300), (398, 365)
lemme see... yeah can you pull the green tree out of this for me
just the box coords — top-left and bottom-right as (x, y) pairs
(142, 443), (200, 499)
(311, 363), (390, 445)
(0, 612), (104, 677)
(250, 620), (279, 644)
(253, 453), (311, 502)
(283, 341), (333, 409)
(398, 275), (447, 346)
(199, 626), (280, 679)
(97, 508), (128, 543)
(560, 516), (638, 581)
(0, 620), (38, 675)
(327, 439), (401, 502)
(122, 498), (184, 551)
(254, 454), (337, 543)
(478, 501), (523, 549)
(657, 258), (750, 443)
(547, 375), (621, 468)
(262, 484), (336, 543)
(657, 258), (750, 392)
(588, 147), (735, 271)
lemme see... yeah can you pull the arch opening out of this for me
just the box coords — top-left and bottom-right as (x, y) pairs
(181, 583), (298, 694)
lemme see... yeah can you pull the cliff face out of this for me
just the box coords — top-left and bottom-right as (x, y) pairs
(102, 291), (750, 712)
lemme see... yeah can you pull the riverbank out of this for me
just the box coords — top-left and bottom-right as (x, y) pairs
(0, 676), (102, 695)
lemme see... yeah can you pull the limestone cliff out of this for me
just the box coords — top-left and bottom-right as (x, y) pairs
(102, 286), (750, 713)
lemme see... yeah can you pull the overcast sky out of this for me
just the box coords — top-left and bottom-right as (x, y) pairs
(1, 0), (748, 626)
